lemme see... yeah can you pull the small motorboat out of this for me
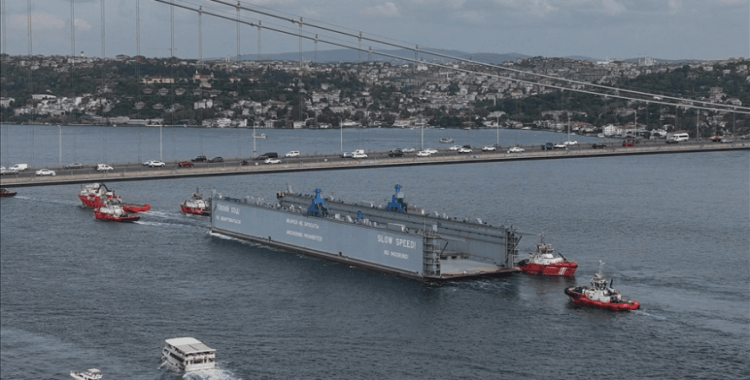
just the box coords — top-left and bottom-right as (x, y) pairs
(70, 368), (103, 380)
(0, 188), (17, 197)
(439, 137), (454, 143)
(518, 235), (577, 276)
(94, 201), (140, 223)
(180, 188), (211, 216)
(564, 261), (639, 311)
(252, 133), (267, 139)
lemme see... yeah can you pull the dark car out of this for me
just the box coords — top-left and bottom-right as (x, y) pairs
(263, 152), (279, 159)
(542, 142), (554, 150)
(208, 156), (224, 163)
(65, 163), (84, 169)
(388, 150), (405, 157)
(178, 161), (194, 167)
(191, 155), (207, 162)
(591, 143), (607, 149)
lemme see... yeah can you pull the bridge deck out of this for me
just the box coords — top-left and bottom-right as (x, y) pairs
(2, 142), (747, 188)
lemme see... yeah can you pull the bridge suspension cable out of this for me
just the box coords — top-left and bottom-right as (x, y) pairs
(205, 0), (750, 114)
(154, 0), (750, 116)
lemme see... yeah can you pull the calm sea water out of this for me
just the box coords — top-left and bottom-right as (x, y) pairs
(1, 125), (748, 379)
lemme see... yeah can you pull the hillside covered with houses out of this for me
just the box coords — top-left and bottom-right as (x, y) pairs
(1, 53), (748, 138)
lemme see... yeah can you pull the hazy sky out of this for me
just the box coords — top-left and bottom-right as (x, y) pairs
(3, 0), (749, 61)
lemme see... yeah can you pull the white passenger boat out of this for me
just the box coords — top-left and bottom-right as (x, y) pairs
(70, 368), (102, 380)
(161, 337), (216, 372)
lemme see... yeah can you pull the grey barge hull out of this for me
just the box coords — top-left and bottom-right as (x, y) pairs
(210, 186), (520, 281)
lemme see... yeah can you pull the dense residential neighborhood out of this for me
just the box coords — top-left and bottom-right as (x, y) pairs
(1, 53), (748, 138)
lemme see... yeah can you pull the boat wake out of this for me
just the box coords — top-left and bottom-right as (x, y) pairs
(134, 220), (198, 229)
(633, 309), (667, 320)
(12, 195), (80, 207)
(182, 368), (242, 380)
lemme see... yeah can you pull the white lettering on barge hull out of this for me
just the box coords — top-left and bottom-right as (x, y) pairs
(217, 204), (240, 215)
(286, 230), (323, 242)
(286, 218), (320, 229)
(378, 235), (417, 249)
(384, 250), (409, 260)
(217, 215), (241, 225)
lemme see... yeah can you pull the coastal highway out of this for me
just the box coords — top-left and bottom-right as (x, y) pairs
(2, 139), (747, 188)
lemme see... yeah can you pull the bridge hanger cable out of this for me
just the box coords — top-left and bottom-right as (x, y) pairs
(206, 0), (750, 113)
(154, 0), (750, 115)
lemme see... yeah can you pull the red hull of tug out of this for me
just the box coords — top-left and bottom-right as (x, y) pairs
(180, 204), (210, 216)
(94, 210), (140, 223)
(79, 194), (106, 208)
(519, 261), (578, 276)
(564, 287), (640, 311)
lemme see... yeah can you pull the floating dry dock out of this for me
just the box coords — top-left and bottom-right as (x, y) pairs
(210, 185), (521, 280)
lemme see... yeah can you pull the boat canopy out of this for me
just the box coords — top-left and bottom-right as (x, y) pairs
(165, 337), (216, 355)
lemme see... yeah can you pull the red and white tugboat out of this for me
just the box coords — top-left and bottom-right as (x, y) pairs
(518, 235), (578, 276)
(180, 188), (211, 216)
(564, 261), (640, 311)
(94, 200), (140, 223)
(79, 183), (119, 208)
(78, 183), (151, 212)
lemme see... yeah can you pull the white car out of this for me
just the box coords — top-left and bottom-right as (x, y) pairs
(507, 147), (525, 153)
(96, 164), (113, 172)
(458, 147), (472, 153)
(563, 140), (578, 146)
(265, 158), (282, 164)
(448, 145), (461, 151)
(424, 148), (438, 154)
(352, 153), (368, 159)
(416, 150), (432, 157)
(401, 147), (416, 153)
(482, 146), (497, 151)
(285, 151), (300, 158)
(148, 160), (166, 167)
(35, 169), (56, 176)
(554, 143), (567, 149)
